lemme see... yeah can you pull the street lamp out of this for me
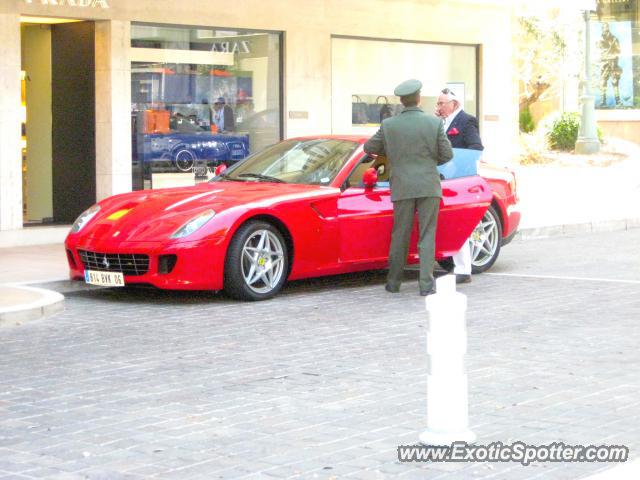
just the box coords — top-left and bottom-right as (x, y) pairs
(575, 0), (600, 154)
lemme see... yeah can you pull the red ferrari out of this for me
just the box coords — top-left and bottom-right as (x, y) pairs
(65, 136), (520, 300)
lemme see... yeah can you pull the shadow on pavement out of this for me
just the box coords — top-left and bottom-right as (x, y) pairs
(30, 269), (428, 305)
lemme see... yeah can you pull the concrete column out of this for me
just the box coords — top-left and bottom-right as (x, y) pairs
(284, 28), (332, 138)
(0, 13), (23, 231)
(95, 20), (132, 201)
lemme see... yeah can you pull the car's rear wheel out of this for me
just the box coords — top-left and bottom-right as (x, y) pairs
(470, 205), (502, 273)
(224, 221), (288, 301)
(437, 205), (502, 274)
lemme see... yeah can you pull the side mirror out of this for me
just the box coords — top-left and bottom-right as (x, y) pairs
(214, 163), (227, 176)
(362, 167), (378, 189)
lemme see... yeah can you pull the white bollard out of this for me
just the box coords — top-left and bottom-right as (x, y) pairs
(419, 274), (476, 446)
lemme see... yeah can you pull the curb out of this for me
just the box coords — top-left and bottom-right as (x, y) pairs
(515, 217), (640, 241)
(0, 286), (65, 327)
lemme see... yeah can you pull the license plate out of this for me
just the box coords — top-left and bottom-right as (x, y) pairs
(84, 270), (125, 287)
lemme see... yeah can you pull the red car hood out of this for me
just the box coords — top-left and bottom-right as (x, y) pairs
(80, 181), (336, 242)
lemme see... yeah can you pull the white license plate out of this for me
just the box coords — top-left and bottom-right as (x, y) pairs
(84, 270), (125, 287)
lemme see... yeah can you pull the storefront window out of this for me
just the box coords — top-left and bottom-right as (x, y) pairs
(331, 36), (478, 134)
(593, 0), (639, 109)
(130, 24), (282, 190)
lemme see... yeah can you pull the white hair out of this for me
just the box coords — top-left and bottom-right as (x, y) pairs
(440, 88), (460, 106)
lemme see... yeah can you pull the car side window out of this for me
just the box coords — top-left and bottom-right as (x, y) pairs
(374, 156), (391, 182)
(345, 155), (391, 188)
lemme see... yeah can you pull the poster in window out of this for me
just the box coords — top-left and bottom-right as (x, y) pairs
(590, 21), (634, 108)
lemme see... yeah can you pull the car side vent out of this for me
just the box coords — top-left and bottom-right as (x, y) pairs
(158, 254), (178, 274)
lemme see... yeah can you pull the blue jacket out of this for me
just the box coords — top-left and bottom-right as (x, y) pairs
(446, 110), (483, 151)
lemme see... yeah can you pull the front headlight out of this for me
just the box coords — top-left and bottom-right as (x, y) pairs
(170, 209), (216, 239)
(70, 205), (100, 233)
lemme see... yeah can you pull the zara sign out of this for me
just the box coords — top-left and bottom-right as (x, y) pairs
(23, 0), (110, 8)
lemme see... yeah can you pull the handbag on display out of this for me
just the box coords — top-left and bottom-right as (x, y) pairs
(352, 95), (369, 124)
(377, 96), (393, 122)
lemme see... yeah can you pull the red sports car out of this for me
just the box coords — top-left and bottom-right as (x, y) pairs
(65, 136), (520, 300)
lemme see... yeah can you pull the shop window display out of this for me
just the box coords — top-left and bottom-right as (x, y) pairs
(332, 37), (478, 134)
(130, 24), (282, 190)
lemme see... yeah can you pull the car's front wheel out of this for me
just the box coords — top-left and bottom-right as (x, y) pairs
(224, 221), (289, 301)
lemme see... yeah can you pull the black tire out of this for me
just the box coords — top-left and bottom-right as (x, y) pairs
(224, 221), (289, 301)
(470, 205), (502, 273)
(173, 148), (196, 172)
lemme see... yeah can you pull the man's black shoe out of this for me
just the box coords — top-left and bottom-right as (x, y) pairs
(385, 284), (400, 293)
(456, 274), (472, 284)
(420, 288), (436, 296)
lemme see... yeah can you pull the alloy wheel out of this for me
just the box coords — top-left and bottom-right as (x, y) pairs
(470, 207), (500, 269)
(241, 229), (285, 294)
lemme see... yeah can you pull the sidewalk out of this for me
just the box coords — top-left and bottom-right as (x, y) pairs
(515, 157), (640, 232)
(0, 244), (68, 326)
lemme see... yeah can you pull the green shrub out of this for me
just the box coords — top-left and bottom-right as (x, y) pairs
(546, 112), (580, 151)
(519, 106), (536, 133)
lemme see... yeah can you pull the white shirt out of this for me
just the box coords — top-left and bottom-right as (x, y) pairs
(443, 105), (463, 132)
(213, 107), (225, 132)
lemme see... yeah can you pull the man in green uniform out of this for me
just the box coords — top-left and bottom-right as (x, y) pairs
(364, 79), (453, 296)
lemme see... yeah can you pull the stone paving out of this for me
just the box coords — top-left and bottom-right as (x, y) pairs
(1, 229), (639, 479)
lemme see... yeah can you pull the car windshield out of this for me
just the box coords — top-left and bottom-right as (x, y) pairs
(216, 138), (358, 185)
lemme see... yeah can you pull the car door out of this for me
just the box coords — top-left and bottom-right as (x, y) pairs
(336, 151), (492, 264)
(436, 175), (492, 257)
(337, 184), (393, 264)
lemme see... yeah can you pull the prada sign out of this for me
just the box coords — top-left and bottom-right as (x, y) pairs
(23, 0), (110, 8)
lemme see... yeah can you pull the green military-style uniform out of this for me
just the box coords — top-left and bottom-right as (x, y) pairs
(364, 79), (453, 294)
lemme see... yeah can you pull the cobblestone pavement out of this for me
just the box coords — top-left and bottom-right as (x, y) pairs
(1, 229), (639, 479)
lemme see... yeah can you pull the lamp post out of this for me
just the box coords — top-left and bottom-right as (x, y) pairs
(575, 0), (600, 154)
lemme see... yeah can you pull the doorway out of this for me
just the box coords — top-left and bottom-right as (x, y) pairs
(21, 18), (96, 225)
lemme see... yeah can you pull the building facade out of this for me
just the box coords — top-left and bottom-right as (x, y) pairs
(0, 0), (520, 241)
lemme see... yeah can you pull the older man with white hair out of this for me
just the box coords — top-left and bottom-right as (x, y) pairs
(435, 87), (483, 283)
